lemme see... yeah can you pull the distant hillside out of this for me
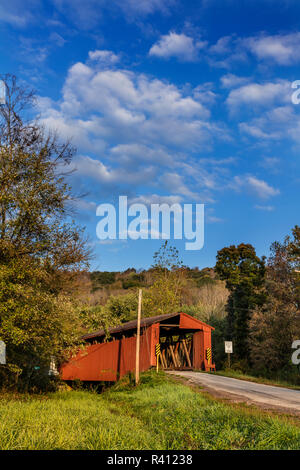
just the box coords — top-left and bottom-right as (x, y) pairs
(89, 266), (218, 293)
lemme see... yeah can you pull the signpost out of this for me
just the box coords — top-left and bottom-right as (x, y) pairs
(225, 341), (233, 368)
(0, 341), (6, 365)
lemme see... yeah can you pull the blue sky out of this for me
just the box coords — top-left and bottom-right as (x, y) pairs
(1, 0), (300, 271)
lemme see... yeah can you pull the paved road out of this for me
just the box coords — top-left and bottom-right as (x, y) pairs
(167, 371), (300, 413)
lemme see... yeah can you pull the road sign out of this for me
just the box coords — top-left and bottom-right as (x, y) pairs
(225, 341), (233, 354)
(0, 341), (6, 365)
(0, 81), (6, 105)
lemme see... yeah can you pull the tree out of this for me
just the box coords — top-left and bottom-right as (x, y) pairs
(143, 241), (187, 316)
(215, 243), (266, 362)
(0, 75), (90, 390)
(287, 225), (300, 306)
(249, 229), (300, 373)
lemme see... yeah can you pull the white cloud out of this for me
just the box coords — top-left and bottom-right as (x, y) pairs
(233, 176), (280, 199)
(0, 0), (35, 27)
(160, 172), (200, 199)
(260, 157), (280, 169)
(208, 31), (300, 69)
(239, 123), (280, 140)
(238, 105), (300, 143)
(117, 0), (175, 16)
(226, 80), (290, 111)
(149, 31), (207, 62)
(88, 50), (120, 65)
(53, 0), (175, 29)
(49, 32), (66, 47)
(110, 143), (174, 166)
(247, 32), (300, 65)
(130, 194), (183, 205)
(220, 74), (250, 89)
(247, 176), (280, 198)
(255, 205), (275, 211)
(38, 51), (232, 202)
(40, 54), (217, 154)
(71, 155), (157, 186)
(39, 49), (286, 208)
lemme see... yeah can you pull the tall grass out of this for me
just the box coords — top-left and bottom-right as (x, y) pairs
(0, 391), (157, 450)
(0, 372), (300, 450)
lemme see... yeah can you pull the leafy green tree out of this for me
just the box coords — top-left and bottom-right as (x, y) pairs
(215, 243), (266, 361)
(0, 75), (90, 390)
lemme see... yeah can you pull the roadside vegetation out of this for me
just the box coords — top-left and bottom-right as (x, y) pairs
(1, 372), (300, 450)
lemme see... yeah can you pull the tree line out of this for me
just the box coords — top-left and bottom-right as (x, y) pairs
(215, 231), (300, 378)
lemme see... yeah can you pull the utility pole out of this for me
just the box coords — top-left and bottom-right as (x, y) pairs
(135, 289), (142, 386)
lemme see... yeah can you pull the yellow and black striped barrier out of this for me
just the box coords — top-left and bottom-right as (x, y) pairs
(206, 347), (212, 365)
(155, 343), (161, 372)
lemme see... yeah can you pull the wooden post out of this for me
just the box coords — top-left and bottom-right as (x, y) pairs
(135, 289), (142, 386)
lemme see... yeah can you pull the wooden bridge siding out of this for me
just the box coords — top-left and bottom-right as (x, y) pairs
(60, 324), (157, 382)
(192, 327), (213, 371)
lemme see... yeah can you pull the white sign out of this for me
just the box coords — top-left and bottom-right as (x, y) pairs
(49, 356), (59, 376)
(225, 341), (233, 354)
(0, 341), (6, 364)
(0, 81), (6, 105)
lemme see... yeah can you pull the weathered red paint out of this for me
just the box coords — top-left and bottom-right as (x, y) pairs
(60, 312), (215, 382)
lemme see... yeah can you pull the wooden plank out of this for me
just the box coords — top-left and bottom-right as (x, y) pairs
(169, 345), (178, 368)
(174, 342), (181, 367)
(161, 350), (167, 368)
(159, 354), (165, 369)
(179, 342), (186, 367)
(182, 339), (192, 368)
(163, 348), (168, 368)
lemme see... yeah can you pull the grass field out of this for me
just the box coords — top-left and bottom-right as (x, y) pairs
(1, 371), (300, 450)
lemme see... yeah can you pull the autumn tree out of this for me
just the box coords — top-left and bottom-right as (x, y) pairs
(215, 243), (266, 362)
(143, 241), (187, 316)
(0, 75), (90, 390)
(249, 229), (300, 373)
(287, 224), (300, 306)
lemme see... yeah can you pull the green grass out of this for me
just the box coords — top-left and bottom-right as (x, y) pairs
(1, 371), (300, 450)
(213, 369), (300, 390)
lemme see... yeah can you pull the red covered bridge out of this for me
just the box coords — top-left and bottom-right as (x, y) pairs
(60, 312), (215, 382)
